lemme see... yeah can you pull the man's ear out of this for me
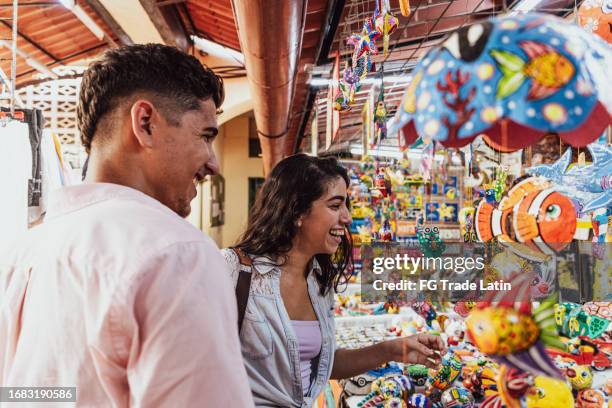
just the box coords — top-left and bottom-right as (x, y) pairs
(130, 100), (155, 148)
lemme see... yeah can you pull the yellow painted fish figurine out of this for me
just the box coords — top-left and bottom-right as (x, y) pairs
(490, 40), (575, 100)
(465, 272), (565, 379)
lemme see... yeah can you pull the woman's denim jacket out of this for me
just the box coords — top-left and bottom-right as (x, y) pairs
(222, 249), (336, 408)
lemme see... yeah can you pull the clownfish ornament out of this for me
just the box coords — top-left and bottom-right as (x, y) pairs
(475, 177), (577, 261)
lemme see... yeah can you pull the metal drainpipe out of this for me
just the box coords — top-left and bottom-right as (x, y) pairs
(231, 0), (307, 175)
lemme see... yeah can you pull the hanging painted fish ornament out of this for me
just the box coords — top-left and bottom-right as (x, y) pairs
(465, 272), (566, 380)
(374, 0), (399, 57)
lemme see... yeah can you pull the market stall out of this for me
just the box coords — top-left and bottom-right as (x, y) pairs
(296, 1), (611, 407)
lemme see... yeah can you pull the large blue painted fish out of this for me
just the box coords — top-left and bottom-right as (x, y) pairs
(526, 144), (612, 213)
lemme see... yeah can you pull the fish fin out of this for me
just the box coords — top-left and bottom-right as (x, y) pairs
(491, 50), (526, 99)
(533, 296), (566, 351)
(587, 143), (612, 167)
(476, 201), (495, 241)
(519, 40), (553, 59)
(581, 191), (612, 213)
(491, 49), (525, 72)
(498, 72), (526, 100)
(527, 82), (558, 100)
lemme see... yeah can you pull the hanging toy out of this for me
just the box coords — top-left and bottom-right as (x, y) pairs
(526, 145), (612, 214)
(420, 141), (434, 182)
(399, 0), (411, 17)
(374, 83), (389, 145)
(347, 16), (381, 63)
(465, 272), (566, 380)
(474, 176), (577, 261)
(480, 166), (507, 206)
(334, 81), (353, 112)
(374, 0), (399, 57)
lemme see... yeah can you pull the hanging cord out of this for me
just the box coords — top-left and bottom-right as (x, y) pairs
(10, 0), (17, 116)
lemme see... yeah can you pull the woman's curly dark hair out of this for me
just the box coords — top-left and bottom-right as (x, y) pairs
(235, 154), (353, 295)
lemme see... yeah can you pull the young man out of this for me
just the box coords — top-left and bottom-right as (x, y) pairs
(0, 44), (254, 407)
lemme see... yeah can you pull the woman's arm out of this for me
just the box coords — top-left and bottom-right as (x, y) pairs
(330, 334), (446, 380)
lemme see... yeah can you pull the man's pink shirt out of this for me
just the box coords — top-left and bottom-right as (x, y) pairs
(0, 183), (254, 407)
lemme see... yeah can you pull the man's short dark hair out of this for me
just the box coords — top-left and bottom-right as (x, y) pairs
(77, 43), (224, 152)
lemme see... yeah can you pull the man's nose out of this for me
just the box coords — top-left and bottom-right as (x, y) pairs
(206, 150), (220, 176)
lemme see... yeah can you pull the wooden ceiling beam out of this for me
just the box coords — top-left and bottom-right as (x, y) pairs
(139, 0), (190, 51)
(0, 20), (60, 62)
(85, 0), (134, 46)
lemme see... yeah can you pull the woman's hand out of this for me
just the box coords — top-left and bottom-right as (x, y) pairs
(383, 334), (446, 368)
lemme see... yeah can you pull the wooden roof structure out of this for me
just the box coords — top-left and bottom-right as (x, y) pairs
(295, 0), (586, 155)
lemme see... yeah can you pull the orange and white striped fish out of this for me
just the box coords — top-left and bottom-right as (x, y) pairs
(475, 177), (578, 261)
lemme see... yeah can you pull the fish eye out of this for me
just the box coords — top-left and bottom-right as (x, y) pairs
(537, 388), (545, 398)
(545, 204), (561, 220)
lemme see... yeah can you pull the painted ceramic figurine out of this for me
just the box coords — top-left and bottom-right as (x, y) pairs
(428, 352), (463, 391)
(524, 376), (574, 408)
(465, 273), (565, 379)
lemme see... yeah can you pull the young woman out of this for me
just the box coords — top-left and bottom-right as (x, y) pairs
(222, 154), (445, 407)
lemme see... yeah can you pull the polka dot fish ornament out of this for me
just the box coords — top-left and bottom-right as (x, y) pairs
(389, 13), (612, 151)
(465, 272), (566, 380)
(374, 0), (398, 57)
